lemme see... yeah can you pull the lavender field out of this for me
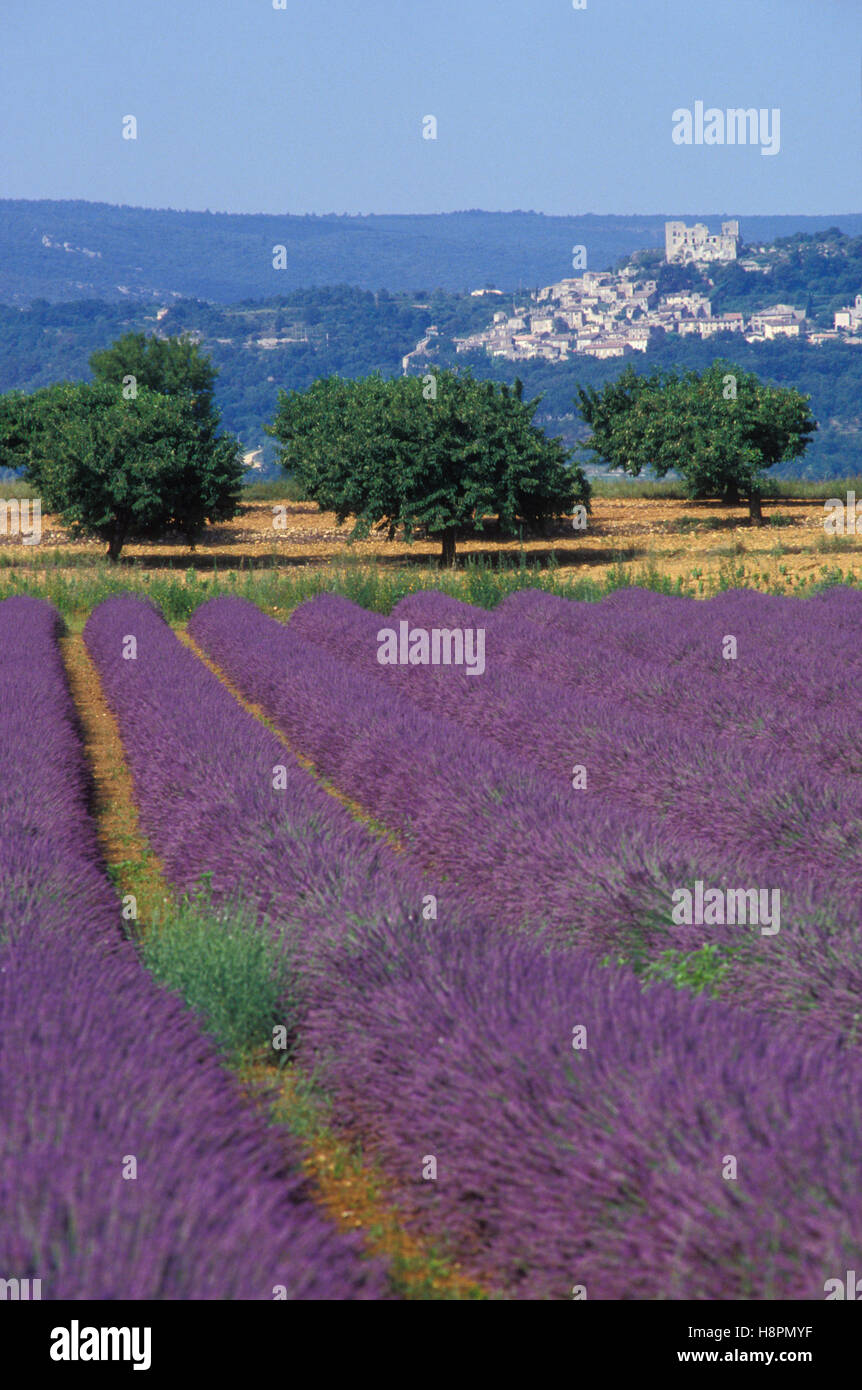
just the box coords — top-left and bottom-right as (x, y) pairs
(0, 596), (385, 1299)
(2, 586), (861, 1299)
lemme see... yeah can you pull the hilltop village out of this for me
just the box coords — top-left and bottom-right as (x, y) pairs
(447, 220), (862, 364)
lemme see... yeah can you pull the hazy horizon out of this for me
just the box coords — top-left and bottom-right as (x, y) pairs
(4, 197), (862, 220)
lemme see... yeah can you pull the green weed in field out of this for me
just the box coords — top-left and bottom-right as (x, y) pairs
(134, 888), (297, 1060)
(600, 942), (749, 999)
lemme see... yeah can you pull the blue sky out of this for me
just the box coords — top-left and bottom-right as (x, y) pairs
(1, 0), (859, 215)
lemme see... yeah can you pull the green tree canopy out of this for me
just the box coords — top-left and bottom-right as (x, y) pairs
(576, 360), (816, 520)
(3, 379), (243, 559)
(89, 332), (218, 423)
(0, 389), (35, 475)
(267, 368), (590, 564)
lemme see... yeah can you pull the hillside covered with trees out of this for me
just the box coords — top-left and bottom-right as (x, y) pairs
(624, 227), (862, 327)
(1, 288), (860, 479)
(3, 201), (862, 302)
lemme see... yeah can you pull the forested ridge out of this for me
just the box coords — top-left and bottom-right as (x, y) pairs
(4, 200), (862, 301)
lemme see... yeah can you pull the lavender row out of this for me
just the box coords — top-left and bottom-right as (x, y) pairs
(490, 586), (862, 762)
(388, 586), (862, 894)
(287, 590), (862, 967)
(190, 595), (862, 1040)
(93, 597), (862, 1298)
(0, 595), (386, 1299)
(300, 914), (862, 1299)
(289, 587), (862, 837)
(286, 587), (862, 1003)
(350, 584), (862, 781)
(83, 594), (439, 963)
(189, 596), (712, 942)
(0, 596), (126, 950)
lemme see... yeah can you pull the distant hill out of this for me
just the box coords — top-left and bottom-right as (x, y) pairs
(3, 200), (862, 303)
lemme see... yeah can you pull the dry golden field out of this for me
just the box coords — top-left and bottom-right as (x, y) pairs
(3, 495), (860, 596)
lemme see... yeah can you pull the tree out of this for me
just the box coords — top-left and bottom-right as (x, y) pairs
(652, 260), (708, 298)
(0, 389), (36, 474)
(6, 380), (243, 560)
(89, 332), (218, 423)
(576, 360), (816, 522)
(267, 368), (590, 564)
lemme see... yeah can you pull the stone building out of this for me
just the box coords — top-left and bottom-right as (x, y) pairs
(834, 295), (862, 332)
(665, 219), (740, 264)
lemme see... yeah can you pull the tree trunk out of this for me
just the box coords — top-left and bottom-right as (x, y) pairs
(749, 489), (763, 525)
(722, 481), (741, 505)
(106, 523), (126, 562)
(440, 526), (457, 568)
